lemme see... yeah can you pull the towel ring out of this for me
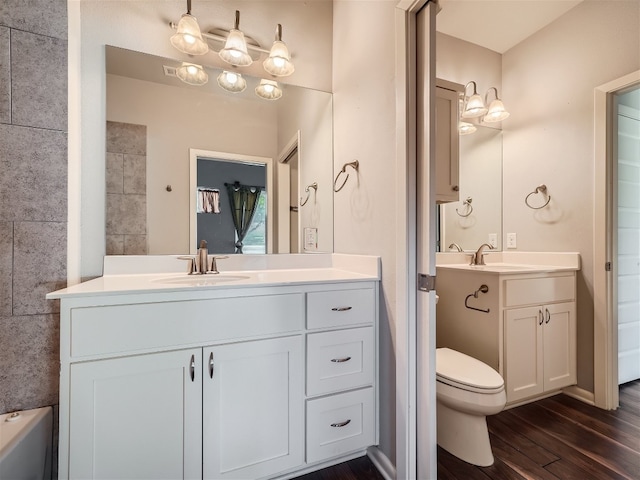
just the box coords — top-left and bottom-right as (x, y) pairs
(525, 184), (551, 209)
(456, 197), (473, 217)
(333, 160), (359, 192)
(300, 182), (318, 207)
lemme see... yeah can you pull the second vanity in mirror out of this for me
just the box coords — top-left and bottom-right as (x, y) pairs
(435, 252), (580, 406)
(48, 254), (380, 479)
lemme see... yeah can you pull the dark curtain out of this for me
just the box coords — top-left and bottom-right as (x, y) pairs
(225, 183), (262, 253)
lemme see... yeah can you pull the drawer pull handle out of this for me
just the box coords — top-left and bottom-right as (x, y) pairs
(331, 419), (351, 428)
(209, 352), (214, 379)
(538, 309), (544, 326)
(331, 356), (352, 363)
(331, 306), (352, 312)
(189, 354), (195, 382)
(545, 308), (551, 324)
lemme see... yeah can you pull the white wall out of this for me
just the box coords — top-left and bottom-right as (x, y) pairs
(76, 0), (333, 278)
(332, 0), (398, 465)
(107, 74), (278, 254)
(502, 0), (640, 391)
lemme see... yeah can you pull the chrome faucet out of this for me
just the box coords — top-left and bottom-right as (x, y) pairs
(448, 243), (463, 252)
(178, 240), (228, 274)
(471, 243), (495, 266)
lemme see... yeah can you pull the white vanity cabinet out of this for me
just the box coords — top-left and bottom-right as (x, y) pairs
(503, 276), (577, 403)
(435, 79), (463, 203)
(55, 279), (378, 480)
(436, 265), (577, 406)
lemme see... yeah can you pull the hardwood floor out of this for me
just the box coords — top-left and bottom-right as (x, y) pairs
(438, 380), (640, 479)
(296, 380), (640, 480)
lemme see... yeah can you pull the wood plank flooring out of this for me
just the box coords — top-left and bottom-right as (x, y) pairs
(295, 380), (640, 480)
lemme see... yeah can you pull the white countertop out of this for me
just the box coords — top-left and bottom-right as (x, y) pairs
(47, 254), (381, 299)
(435, 251), (581, 275)
(436, 263), (579, 274)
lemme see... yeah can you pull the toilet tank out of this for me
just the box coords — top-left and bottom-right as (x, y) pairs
(0, 407), (52, 480)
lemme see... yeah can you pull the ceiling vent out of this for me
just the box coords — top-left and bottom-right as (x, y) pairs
(163, 65), (178, 77)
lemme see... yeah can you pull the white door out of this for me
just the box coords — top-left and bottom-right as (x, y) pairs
(617, 92), (640, 384)
(202, 336), (304, 479)
(543, 302), (577, 391)
(504, 306), (544, 403)
(417, 3), (437, 479)
(69, 349), (202, 479)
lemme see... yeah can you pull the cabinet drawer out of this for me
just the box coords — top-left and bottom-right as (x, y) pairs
(307, 288), (374, 329)
(307, 327), (374, 396)
(306, 388), (375, 464)
(69, 294), (304, 358)
(504, 276), (575, 307)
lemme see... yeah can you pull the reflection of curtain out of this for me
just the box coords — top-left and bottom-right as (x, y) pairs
(225, 183), (262, 253)
(197, 188), (220, 213)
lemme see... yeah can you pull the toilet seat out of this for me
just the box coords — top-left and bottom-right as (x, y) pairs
(436, 348), (504, 394)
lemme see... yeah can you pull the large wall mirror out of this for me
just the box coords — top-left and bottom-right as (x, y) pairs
(439, 124), (503, 251)
(105, 46), (333, 256)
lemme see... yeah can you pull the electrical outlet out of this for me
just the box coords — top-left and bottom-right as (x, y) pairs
(488, 233), (498, 248)
(507, 233), (517, 249)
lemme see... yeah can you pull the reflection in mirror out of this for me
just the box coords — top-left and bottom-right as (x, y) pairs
(189, 150), (273, 255)
(105, 46), (333, 255)
(439, 125), (502, 252)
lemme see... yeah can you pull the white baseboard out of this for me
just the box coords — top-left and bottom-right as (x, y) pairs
(367, 446), (395, 480)
(562, 385), (595, 405)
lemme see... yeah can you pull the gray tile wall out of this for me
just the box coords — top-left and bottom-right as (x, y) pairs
(0, 5), (67, 473)
(105, 121), (147, 255)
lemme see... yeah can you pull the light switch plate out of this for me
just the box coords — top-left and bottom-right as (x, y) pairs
(304, 227), (318, 251)
(507, 233), (517, 249)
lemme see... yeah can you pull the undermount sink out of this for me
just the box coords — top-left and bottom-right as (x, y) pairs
(152, 274), (250, 286)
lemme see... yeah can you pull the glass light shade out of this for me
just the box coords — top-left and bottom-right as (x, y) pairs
(176, 63), (208, 86)
(255, 79), (282, 100)
(170, 14), (209, 55)
(263, 41), (295, 77)
(217, 71), (247, 93)
(462, 93), (488, 118)
(459, 122), (477, 135)
(483, 99), (510, 123)
(219, 29), (253, 66)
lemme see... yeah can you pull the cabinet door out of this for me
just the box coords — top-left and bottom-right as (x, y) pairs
(69, 349), (202, 479)
(504, 306), (544, 402)
(435, 86), (460, 203)
(543, 302), (577, 391)
(203, 336), (304, 479)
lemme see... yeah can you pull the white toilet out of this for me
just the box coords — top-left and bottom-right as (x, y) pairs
(436, 347), (506, 467)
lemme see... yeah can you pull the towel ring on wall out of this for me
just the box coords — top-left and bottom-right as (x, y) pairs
(300, 182), (318, 207)
(525, 184), (551, 209)
(456, 197), (473, 217)
(333, 160), (359, 192)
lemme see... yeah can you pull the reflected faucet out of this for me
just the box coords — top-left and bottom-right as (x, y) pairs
(448, 243), (463, 252)
(471, 243), (495, 266)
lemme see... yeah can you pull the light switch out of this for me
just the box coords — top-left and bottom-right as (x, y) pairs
(488, 233), (498, 248)
(507, 233), (517, 249)
(304, 227), (318, 251)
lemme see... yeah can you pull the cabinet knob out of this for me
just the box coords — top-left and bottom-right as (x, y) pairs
(330, 357), (352, 363)
(452, 185), (459, 192)
(331, 306), (352, 312)
(330, 419), (351, 428)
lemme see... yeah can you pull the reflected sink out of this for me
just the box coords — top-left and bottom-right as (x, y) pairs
(152, 274), (250, 286)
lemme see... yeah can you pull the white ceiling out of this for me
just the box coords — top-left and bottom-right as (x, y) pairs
(436, 0), (584, 54)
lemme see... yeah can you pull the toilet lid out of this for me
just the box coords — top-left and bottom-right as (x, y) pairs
(436, 348), (504, 392)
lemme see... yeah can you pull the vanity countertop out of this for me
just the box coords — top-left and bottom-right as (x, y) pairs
(47, 254), (381, 299)
(435, 251), (581, 275)
(436, 263), (579, 274)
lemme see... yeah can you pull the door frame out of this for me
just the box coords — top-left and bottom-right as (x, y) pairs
(593, 70), (640, 410)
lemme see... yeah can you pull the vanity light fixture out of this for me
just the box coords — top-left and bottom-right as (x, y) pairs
(216, 70), (247, 93)
(459, 121), (477, 135)
(176, 63), (209, 86)
(483, 87), (510, 123)
(255, 79), (282, 100)
(263, 24), (295, 77)
(461, 81), (488, 119)
(219, 11), (253, 67)
(170, 0), (209, 56)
